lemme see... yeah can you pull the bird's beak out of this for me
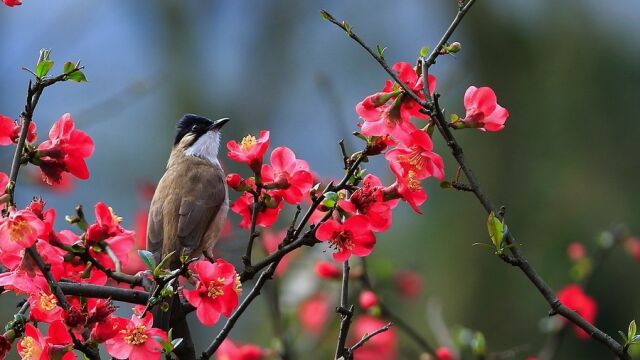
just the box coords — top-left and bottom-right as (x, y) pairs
(210, 118), (230, 131)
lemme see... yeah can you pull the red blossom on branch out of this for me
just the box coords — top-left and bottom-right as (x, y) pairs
(105, 312), (167, 360)
(0, 115), (36, 145)
(339, 174), (395, 232)
(557, 284), (598, 340)
(261, 146), (314, 204)
(2, 0), (21, 6)
(35, 113), (94, 185)
(183, 259), (242, 326)
(457, 86), (509, 132)
(0, 208), (45, 255)
(216, 339), (266, 360)
(316, 215), (376, 262)
(227, 130), (270, 172)
(230, 191), (283, 229)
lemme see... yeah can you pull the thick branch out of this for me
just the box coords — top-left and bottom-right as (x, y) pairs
(58, 282), (149, 304)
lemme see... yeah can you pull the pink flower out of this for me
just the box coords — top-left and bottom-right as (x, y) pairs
(459, 86), (508, 132)
(183, 259), (241, 326)
(394, 270), (423, 300)
(17, 323), (45, 360)
(357, 62), (436, 144)
(315, 215), (376, 262)
(28, 277), (63, 323)
(567, 242), (586, 262)
(350, 315), (397, 360)
(436, 347), (455, 360)
(557, 284), (597, 340)
(359, 290), (378, 309)
(105, 312), (167, 360)
(2, 0), (22, 6)
(85, 202), (135, 270)
(0, 208), (45, 254)
(36, 113), (94, 184)
(298, 293), (331, 335)
(314, 260), (342, 279)
(230, 191), (283, 229)
(384, 179), (427, 214)
(261, 147), (314, 204)
(385, 130), (444, 181)
(216, 339), (265, 360)
(227, 130), (270, 172)
(339, 174), (395, 232)
(0, 115), (36, 145)
(44, 320), (75, 360)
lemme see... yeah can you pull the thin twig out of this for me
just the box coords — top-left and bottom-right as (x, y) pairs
(346, 322), (393, 357)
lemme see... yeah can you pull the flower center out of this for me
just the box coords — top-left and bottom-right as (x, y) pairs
(123, 325), (148, 345)
(351, 187), (376, 213)
(407, 170), (421, 191)
(9, 219), (32, 242)
(240, 135), (257, 152)
(207, 278), (226, 298)
(109, 207), (123, 225)
(332, 231), (354, 252)
(234, 275), (242, 296)
(38, 292), (57, 312)
(398, 148), (425, 170)
(19, 336), (39, 359)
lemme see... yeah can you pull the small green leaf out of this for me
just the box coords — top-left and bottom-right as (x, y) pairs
(471, 331), (486, 356)
(487, 212), (504, 252)
(450, 113), (459, 122)
(419, 46), (430, 58)
(35, 60), (54, 78)
(376, 45), (387, 59)
(630, 320), (637, 341)
(138, 250), (156, 272)
(171, 338), (183, 350)
(319, 10), (332, 21)
(67, 70), (87, 82)
(322, 191), (338, 208)
(631, 334), (640, 344)
(154, 251), (176, 276)
(63, 61), (75, 74)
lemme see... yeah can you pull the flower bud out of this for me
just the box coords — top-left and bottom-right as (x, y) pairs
(567, 242), (586, 262)
(226, 173), (243, 189)
(446, 42), (462, 53)
(27, 197), (46, 218)
(358, 290), (378, 309)
(64, 307), (87, 328)
(314, 261), (341, 279)
(436, 347), (455, 360)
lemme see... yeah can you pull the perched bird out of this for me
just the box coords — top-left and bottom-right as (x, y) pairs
(147, 114), (230, 358)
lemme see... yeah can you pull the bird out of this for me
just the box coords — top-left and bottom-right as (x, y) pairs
(146, 114), (230, 359)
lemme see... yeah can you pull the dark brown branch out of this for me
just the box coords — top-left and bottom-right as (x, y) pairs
(423, 0), (478, 68)
(58, 282), (149, 304)
(325, 6), (630, 360)
(335, 260), (353, 359)
(346, 322), (393, 358)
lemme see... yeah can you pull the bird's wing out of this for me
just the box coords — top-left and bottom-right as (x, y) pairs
(176, 166), (226, 255)
(147, 193), (166, 263)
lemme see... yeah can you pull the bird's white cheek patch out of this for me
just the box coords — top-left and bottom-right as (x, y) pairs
(184, 131), (220, 165)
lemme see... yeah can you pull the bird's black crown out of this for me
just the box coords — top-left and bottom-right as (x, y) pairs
(174, 114), (214, 146)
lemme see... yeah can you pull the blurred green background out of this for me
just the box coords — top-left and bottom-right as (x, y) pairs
(1, 1), (639, 359)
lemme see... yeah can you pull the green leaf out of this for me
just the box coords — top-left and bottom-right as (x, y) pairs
(322, 191), (338, 208)
(419, 46), (430, 58)
(35, 60), (54, 78)
(376, 45), (387, 59)
(63, 61), (75, 74)
(630, 320), (637, 341)
(319, 10), (332, 21)
(67, 70), (87, 82)
(487, 212), (504, 251)
(449, 113), (459, 122)
(138, 250), (156, 272)
(471, 331), (486, 356)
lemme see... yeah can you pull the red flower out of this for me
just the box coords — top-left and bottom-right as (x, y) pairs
(0, 208), (45, 254)
(2, 0), (21, 6)
(384, 179), (427, 214)
(359, 290), (378, 309)
(261, 147), (313, 204)
(298, 293), (331, 335)
(557, 284), (597, 340)
(230, 191), (283, 229)
(357, 62), (436, 145)
(394, 270), (423, 300)
(36, 113), (94, 184)
(105, 312), (167, 360)
(436, 347), (455, 360)
(227, 130), (270, 172)
(0, 115), (36, 145)
(340, 174), (395, 232)
(385, 130), (444, 181)
(44, 320), (75, 360)
(350, 315), (397, 360)
(316, 215), (376, 262)
(17, 323), (45, 360)
(91, 316), (128, 344)
(183, 259), (242, 326)
(459, 86), (509, 132)
(216, 339), (265, 360)
(85, 202), (135, 269)
(567, 242), (586, 262)
(314, 260), (342, 279)
(28, 277), (63, 323)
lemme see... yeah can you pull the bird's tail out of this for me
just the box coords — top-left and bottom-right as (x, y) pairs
(152, 293), (196, 359)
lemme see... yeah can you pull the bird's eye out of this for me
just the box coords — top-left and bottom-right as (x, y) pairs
(191, 125), (198, 132)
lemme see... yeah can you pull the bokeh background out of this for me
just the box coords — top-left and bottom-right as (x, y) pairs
(1, 1), (640, 359)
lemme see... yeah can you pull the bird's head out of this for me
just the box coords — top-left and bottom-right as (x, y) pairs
(174, 114), (230, 163)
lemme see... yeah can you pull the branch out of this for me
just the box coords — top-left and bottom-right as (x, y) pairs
(335, 260), (353, 359)
(324, 6), (631, 360)
(346, 322), (393, 358)
(58, 282), (149, 304)
(423, 0), (478, 68)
